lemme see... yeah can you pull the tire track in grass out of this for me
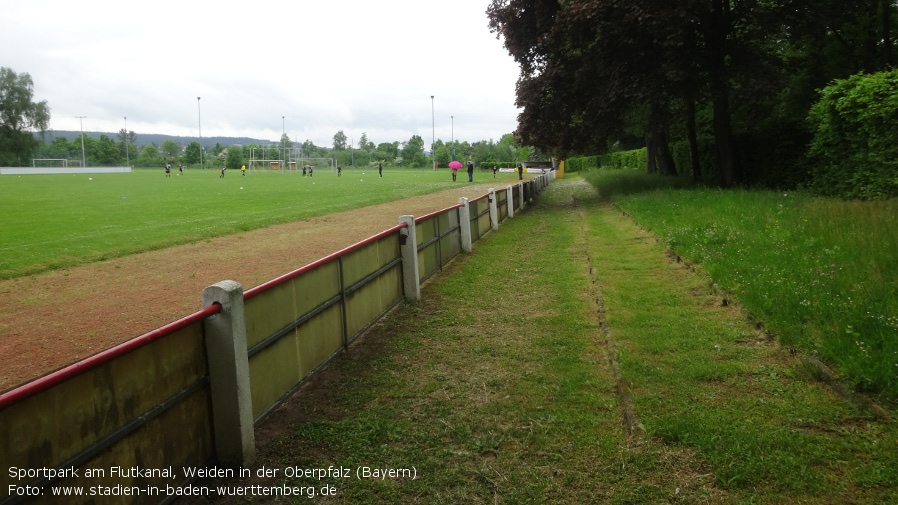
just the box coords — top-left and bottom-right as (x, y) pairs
(567, 183), (644, 440)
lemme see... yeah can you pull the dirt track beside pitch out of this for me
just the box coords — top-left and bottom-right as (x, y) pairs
(0, 180), (512, 392)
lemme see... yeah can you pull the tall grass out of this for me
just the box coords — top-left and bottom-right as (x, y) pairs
(584, 169), (898, 401)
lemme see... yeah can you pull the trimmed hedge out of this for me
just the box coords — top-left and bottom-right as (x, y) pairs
(808, 69), (898, 199)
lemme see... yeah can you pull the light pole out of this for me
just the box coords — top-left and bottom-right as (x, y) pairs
(451, 115), (454, 161)
(282, 116), (286, 169)
(431, 95), (435, 171)
(197, 97), (203, 170)
(124, 116), (129, 167)
(75, 116), (86, 168)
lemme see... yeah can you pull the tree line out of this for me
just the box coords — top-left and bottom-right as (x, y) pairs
(0, 66), (540, 170)
(26, 130), (535, 170)
(487, 0), (898, 197)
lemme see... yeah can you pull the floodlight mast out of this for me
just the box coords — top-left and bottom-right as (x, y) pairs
(76, 116), (87, 168)
(198, 97), (203, 170)
(124, 117), (129, 167)
(431, 95), (435, 171)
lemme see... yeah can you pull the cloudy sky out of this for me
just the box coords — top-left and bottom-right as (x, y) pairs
(2, 0), (522, 146)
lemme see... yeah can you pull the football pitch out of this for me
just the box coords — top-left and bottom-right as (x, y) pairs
(0, 167), (519, 279)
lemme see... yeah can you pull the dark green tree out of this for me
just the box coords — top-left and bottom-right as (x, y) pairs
(377, 142), (399, 159)
(488, 0), (898, 189)
(117, 128), (136, 164)
(161, 139), (180, 160)
(358, 132), (375, 151)
(94, 135), (120, 165)
(139, 143), (160, 165)
(0, 67), (50, 166)
(225, 146), (244, 169)
(332, 130), (348, 151)
(183, 142), (202, 164)
(400, 135), (426, 167)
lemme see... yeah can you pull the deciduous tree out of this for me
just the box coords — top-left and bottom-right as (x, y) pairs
(0, 67), (50, 166)
(332, 130), (348, 151)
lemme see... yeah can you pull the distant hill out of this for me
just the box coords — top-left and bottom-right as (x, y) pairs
(37, 130), (275, 148)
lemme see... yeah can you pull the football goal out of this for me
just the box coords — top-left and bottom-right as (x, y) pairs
(32, 159), (69, 168)
(299, 158), (336, 171)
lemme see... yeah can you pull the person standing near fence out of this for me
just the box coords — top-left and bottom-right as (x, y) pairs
(517, 163), (524, 180)
(467, 161), (474, 182)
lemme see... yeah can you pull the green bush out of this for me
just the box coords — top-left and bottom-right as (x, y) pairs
(564, 156), (600, 172)
(807, 69), (898, 199)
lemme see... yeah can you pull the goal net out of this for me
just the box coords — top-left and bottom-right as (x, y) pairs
(32, 159), (69, 168)
(298, 158), (336, 171)
(248, 147), (335, 172)
(248, 159), (284, 170)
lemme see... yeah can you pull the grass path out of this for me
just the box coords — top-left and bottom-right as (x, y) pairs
(184, 178), (897, 504)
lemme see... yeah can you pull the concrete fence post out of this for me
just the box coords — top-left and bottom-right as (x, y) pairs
(458, 197), (472, 253)
(201, 280), (256, 468)
(518, 184), (526, 211)
(506, 186), (515, 219)
(488, 188), (499, 231)
(398, 215), (421, 301)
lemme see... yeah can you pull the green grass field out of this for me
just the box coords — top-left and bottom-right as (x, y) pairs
(0, 167), (519, 279)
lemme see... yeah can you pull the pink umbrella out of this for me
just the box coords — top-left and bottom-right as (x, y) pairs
(448, 161), (463, 169)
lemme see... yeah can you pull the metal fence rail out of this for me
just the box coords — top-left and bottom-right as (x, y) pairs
(0, 305), (222, 505)
(0, 171), (555, 505)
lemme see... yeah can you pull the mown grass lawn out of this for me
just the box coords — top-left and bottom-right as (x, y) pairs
(0, 168), (520, 279)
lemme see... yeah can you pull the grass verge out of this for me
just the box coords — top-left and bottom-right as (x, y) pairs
(184, 176), (898, 504)
(582, 169), (898, 403)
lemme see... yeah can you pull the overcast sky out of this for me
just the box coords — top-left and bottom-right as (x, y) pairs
(2, 0), (522, 146)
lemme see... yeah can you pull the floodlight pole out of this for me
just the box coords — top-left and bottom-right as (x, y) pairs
(431, 95), (435, 171)
(124, 116), (129, 167)
(76, 116), (87, 168)
(282, 116), (286, 169)
(198, 97), (204, 170)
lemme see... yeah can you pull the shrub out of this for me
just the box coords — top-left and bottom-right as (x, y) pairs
(807, 69), (898, 199)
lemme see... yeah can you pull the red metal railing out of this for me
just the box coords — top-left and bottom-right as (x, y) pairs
(414, 203), (464, 224)
(244, 223), (407, 300)
(0, 303), (222, 411)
